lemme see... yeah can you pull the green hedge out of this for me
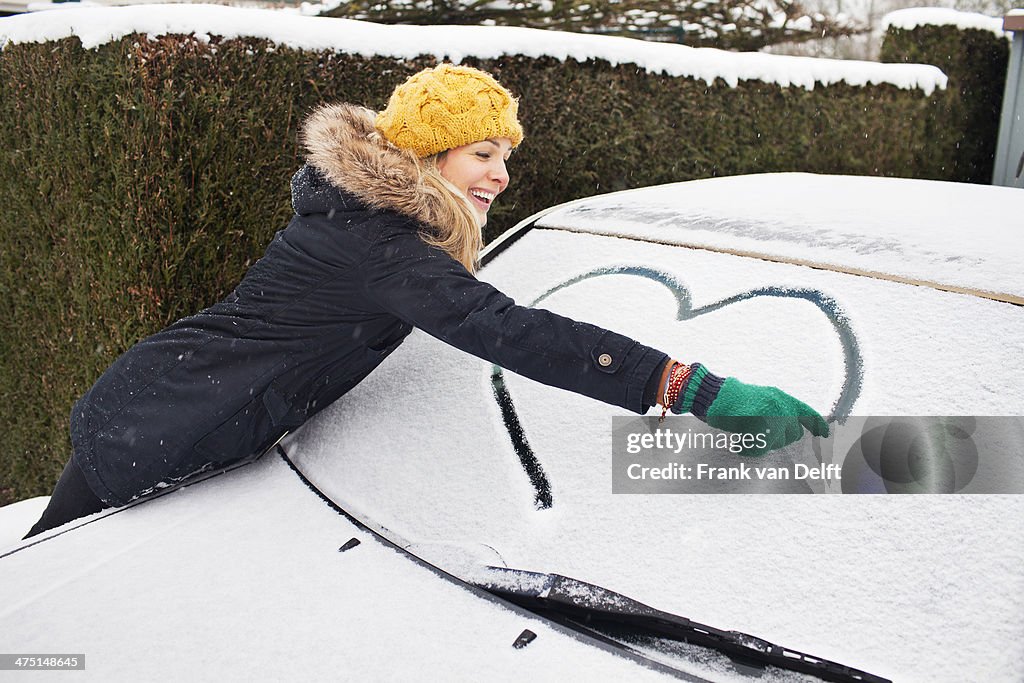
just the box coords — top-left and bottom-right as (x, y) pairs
(0, 34), (955, 504)
(881, 23), (1009, 183)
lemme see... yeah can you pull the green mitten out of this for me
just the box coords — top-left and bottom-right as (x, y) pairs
(671, 364), (829, 456)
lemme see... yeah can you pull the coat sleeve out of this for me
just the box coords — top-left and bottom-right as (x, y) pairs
(360, 224), (668, 414)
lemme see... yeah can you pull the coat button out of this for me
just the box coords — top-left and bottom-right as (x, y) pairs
(598, 353), (613, 367)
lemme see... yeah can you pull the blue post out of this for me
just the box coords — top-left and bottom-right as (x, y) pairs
(993, 13), (1024, 188)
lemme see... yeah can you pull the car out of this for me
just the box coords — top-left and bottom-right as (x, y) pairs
(2, 173), (1022, 682)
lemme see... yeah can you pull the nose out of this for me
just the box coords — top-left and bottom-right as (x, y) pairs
(489, 157), (509, 191)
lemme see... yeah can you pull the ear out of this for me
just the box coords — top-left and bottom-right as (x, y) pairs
(435, 153), (452, 182)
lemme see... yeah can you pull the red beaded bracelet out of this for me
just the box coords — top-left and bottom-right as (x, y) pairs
(660, 362), (693, 422)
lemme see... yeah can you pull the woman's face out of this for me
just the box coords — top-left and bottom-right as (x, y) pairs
(436, 137), (513, 225)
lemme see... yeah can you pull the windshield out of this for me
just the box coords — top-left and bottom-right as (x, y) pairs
(289, 215), (1024, 683)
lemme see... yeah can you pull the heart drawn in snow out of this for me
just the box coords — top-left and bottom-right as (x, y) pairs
(489, 265), (863, 509)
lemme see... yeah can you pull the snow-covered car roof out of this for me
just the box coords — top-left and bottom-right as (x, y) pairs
(2, 173), (1021, 682)
(526, 173), (1024, 304)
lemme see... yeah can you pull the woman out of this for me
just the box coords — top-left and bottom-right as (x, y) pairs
(25, 64), (827, 538)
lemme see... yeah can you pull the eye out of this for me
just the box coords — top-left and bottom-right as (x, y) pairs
(475, 152), (491, 160)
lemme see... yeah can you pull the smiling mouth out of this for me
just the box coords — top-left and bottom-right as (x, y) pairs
(469, 189), (496, 210)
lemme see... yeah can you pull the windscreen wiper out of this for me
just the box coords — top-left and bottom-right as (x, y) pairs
(279, 443), (889, 683)
(474, 567), (890, 683)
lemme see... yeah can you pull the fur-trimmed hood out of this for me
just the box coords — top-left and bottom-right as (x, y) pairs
(296, 103), (451, 232)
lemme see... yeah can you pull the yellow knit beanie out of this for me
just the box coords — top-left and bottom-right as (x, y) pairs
(375, 64), (524, 158)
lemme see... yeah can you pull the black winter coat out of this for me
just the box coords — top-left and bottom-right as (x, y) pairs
(71, 105), (668, 506)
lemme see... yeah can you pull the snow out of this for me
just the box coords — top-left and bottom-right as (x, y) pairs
(0, 175), (1021, 679)
(0, 456), (677, 681)
(0, 496), (48, 548)
(882, 7), (1009, 38)
(0, 4), (948, 93)
(534, 173), (1024, 302)
(287, 175), (1024, 682)
(0, 14), (1013, 668)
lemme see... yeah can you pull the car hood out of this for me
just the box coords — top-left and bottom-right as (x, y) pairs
(0, 454), (680, 681)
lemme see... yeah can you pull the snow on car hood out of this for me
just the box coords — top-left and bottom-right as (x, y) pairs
(533, 173), (1024, 303)
(0, 455), (678, 682)
(290, 190), (1024, 683)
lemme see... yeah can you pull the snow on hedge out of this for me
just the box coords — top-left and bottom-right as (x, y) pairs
(0, 3), (948, 93)
(882, 7), (1009, 38)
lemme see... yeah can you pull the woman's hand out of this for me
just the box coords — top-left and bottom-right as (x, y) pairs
(671, 363), (829, 456)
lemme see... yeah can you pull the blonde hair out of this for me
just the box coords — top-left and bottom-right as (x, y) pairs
(416, 151), (483, 274)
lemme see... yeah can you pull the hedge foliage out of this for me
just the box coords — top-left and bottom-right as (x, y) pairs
(0, 33), (976, 503)
(881, 23), (1009, 183)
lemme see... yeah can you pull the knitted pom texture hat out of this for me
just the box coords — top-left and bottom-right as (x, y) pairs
(375, 64), (524, 158)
